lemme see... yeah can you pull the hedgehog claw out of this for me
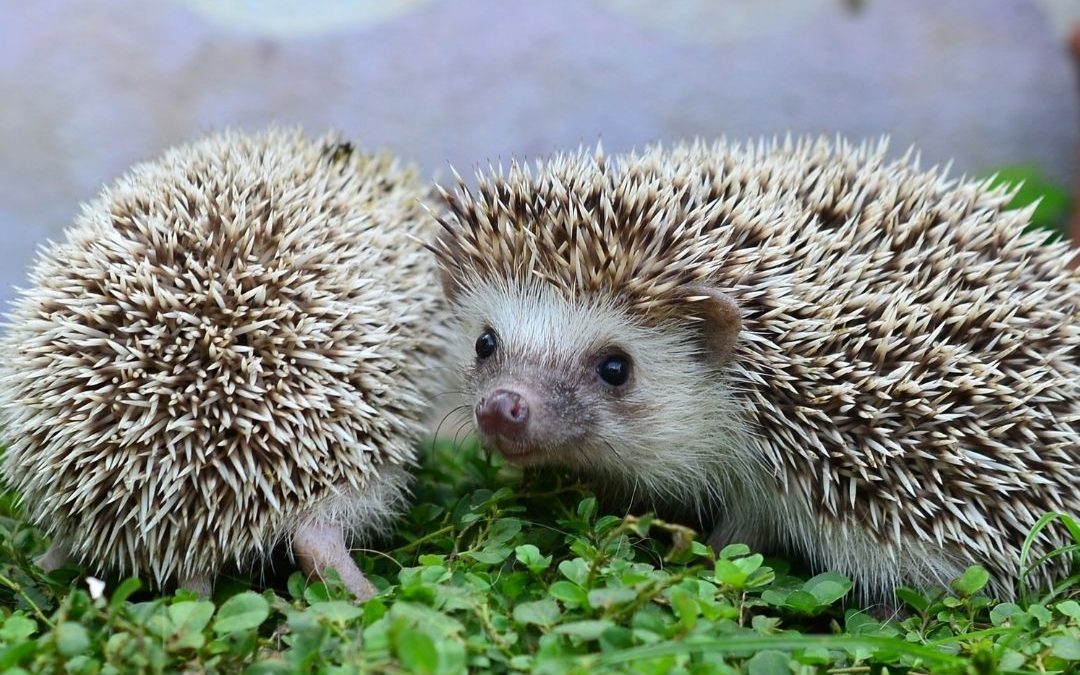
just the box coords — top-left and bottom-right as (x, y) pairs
(293, 521), (376, 601)
(35, 541), (70, 573)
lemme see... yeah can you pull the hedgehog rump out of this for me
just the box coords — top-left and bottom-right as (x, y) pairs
(0, 129), (445, 587)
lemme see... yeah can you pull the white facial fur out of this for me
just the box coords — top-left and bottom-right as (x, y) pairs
(450, 278), (753, 518)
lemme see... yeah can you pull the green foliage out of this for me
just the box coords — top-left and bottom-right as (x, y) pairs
(0, 439), (1077, 673)
(982, 165), (1073, 241)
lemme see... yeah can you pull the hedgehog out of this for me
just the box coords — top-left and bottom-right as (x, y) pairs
(430, 137), (1080, 603)
(0, 128), (445, 598)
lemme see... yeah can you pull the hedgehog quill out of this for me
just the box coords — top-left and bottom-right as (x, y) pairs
(0, 129), (445, 598)
(432, 137), (1080, 603)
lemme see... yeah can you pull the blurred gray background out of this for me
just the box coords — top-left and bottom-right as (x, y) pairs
(2, 0), (1079, 309)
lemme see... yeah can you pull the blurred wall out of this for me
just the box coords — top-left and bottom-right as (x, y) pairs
(1, 0), (1077, 307)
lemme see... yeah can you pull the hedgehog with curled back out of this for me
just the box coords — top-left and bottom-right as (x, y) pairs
(431, 137), (1080, 603)
(0, 129), (444, 598)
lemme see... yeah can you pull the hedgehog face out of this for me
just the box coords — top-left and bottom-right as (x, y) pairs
(450, 279), (748, 505)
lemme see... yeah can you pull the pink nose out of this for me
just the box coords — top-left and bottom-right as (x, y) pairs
(476, 389), (529, 440)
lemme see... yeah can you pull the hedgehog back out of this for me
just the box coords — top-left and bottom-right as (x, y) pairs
(0, 129), (442, 585)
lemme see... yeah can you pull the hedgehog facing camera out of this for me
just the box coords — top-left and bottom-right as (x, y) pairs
(0, 129), (445, 599)
(432, 137), (1080, 605)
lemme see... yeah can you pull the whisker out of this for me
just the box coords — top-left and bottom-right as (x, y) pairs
(452, 419), (475, 450)
(430, 390), (468, 399)
(434, 404), (469, 437)
(602, 438), (624, 461)
(431, 404), (470, 451)
(573, 443), (590, 470)
(625, 480), (639, 519)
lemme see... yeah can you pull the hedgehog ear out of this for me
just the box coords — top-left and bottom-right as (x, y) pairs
(685, 286), (741, 365)
(438, 268), (458, 302)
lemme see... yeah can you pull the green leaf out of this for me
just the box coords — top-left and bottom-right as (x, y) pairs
(669, 588), (699, 628)
(286, 572), (306, 600)
(1055, 599), (1080, 620)
(308, 601), (364, 625)
(747, 649), (792, 675)
(285, 611), (328, 669)
(64, 655), (98, 673)
(363, 597), (387, 625)
(797, 645), (831, 665)
(718, 543), (750, 558)
(488, 518), (522, 543)
(576, 497), (597, 521)
(558, 558), (589, 586)
(303, 582), (331, 605)
(553, 620), (615, 641)
(802, 572), (852, 605)
(465, 546), (512, 565)
(212, 592), (270, 634)
(950, 565), (990, 596)
(515, 544), (552, 573)
(55, 622), (90, 657)
(586, 586), (637, 610)
(0, 614), (36, 642)
(998, 649), (1026, 671)
(752, 614), (781, 635)
(245, 658), (296, 675)
(108, 578), (142, 611)
(690, 541), (712, 558)
(513, 599), (561, 627)
(548, 581), (589, 608)
(736, 554), (764, 574)
(1028, 603), (1053, 626)
(989, 602), (1024, 626)
(168, 600), (215, 650)
(0, 642), (36, 670)
(595, 515), (625, 537)
(396, 630), (438, 675)
(894, 587), (929, 612)
(760, 589), (790, 608)
(715, 554), (763, 588)
(783, 590), (821, 614)
(1049, 636), (1080, 660)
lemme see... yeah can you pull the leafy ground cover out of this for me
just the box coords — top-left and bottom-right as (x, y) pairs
(0, 438), (1077, 674)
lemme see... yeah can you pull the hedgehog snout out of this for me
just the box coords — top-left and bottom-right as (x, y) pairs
(475, 389), (530, 441)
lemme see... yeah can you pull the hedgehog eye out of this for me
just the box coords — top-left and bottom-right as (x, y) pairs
(475, 329), (498, 359)
(597, 354), (631, 387)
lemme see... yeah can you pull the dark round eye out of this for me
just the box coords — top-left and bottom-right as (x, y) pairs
(475, 329), (498, 359)
(597, 354), (631, 386)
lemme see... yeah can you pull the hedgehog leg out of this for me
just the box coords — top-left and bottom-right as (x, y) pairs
(35, 541), (70, 572)
(292, 521), (376, 601)
(179, 575), (213, 598)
